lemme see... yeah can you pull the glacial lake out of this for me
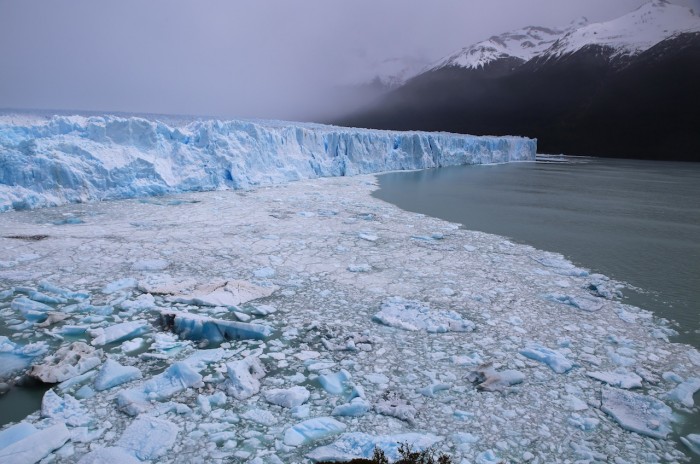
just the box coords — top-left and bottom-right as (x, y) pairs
(374, 157), (700, 349)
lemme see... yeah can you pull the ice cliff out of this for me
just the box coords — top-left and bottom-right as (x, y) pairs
(0, 115), (536, 211)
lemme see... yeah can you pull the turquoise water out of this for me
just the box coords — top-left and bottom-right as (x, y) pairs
(374, 158), (700, 348)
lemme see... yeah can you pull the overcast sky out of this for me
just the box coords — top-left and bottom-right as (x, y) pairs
(1, 0), (698, 120)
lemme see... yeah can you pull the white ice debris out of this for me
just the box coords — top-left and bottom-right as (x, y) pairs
(373, 297), (475, 333)
(264, 386), (310, 408)
(307, 432), (443, 462)
(29, 342), (102, 383)
(168, 280), (278, 307)
(587, 370), (643, 389)
(284, 417), (347, 447)
(0, 423), (70, 463)
(665, 378), (700, 408)
(41, 390), (91, 426)
(1, 147), (699, 463)
(88, 320), (151, 346)
(116, 416), (179, 461)
(77, 447), (141, 464)
(225, 356), (266, 400)
(600, 386), (673, 439)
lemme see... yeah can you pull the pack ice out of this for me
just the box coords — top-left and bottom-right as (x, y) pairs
(0, 114), (698, 463)
(0, 114), (535, 212)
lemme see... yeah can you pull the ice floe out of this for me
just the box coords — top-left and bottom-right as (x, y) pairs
(372, 297), (475, 333)
(600, 386), (673, 439)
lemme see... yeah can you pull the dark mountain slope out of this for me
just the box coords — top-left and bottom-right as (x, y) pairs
(337, 32), (700, 161)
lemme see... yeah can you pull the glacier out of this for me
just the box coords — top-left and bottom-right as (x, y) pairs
(1, 119), (699, 462)
(0, 114), (535, 211)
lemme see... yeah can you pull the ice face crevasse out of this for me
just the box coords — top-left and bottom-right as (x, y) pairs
(0, 115), (536, 212)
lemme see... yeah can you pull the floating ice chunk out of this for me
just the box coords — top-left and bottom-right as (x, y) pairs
(373, 297), (475, 333)
(477, 450), (501, 464)
(88, 320), (151, 346)
(225, 356), (266, 400)
(119, 293), (156, 312)
(665, 378), (700, 408)
(41, 390), (91, 426)
(587, 370), (643, 389)
(94, 359), (143, 391)
(0, 336), (48, 380)
(168, 280), (277, 307)
(116, 362), (203, 416)
(116, 416), (179, 460)
(568, 414), (600, 431)
(253, 267), (276, 278)
(319, 370), (351, 395)
(0, 423), (70, 463)
(600, 386), (673, 439)
(131, 259), (169, 271)
(532, 255), (588, 277)
(307, 432), (443, 462)
(451, 352), (483, 366)
(347, 263), (372, 273)
(0, 422), (37, 450)
(11, 296), (53, 321)
(543, 293), (603, 312)
(36, 311), (71, 327)
(241, 408), (278, 426)
(374, 390), (417, 424)
(680, 434), (700, 456)
(121, 338), (145, 353)
(102, 278), (138, 294)
(264, 386), (310, 408)
(29, 341), (102, 383)
(284, 417), (347, 447)
(77, 447), (141, 464)
(160, 310), (273, 344)
(246, 304), (277, 316)
(687, 349), (700, 367)
(467, 363), (525, 392)
(28, 290), (67, 305)
(38, 281), (89, 301)
(332, 397), (371, 417)
(563, 394), (589, 411)
(417, 382), (451, 397)
(520, 343), (574, 373)
(151, 332), (189, 356)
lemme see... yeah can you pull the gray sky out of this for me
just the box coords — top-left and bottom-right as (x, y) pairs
(1, 0), (698, 120)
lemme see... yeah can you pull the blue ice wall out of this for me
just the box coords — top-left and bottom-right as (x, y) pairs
(0, 115), (536, 211)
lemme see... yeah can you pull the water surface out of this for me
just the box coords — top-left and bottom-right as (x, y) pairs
(374, 158), (700, 348)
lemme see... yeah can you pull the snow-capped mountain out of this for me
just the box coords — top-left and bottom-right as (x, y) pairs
(429, 0), (699, 71)
(547, 0), (700, 58)
(431, 23), (577, 70)
(337, 1), (700, 161)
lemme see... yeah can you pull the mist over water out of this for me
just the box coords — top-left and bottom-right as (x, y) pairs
(374, 158), (700, 348)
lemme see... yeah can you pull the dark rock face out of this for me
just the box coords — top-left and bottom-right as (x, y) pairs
(337, 33), (700, 161)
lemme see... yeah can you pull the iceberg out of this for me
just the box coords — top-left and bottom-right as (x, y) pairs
(0, 423), (70, 463)
(373, 297), (475, 333)
(28, 341), (102, 383)
(665, 378), (700, 408)
(225, 356), (266, 400)
(600, 386), (673, 439)
(307, 432), (443, 462)
(93, 359), (143, 391)
(116, 416), (179, 461)
(264, 386), (310, 408)
(0, 336), (48, 380)
(88, 320), (151, 346)
(0, 115), (536, 212)
(160, 310), (273, 344)
(520, 343), (574, 374)
(284, 417), (347, 446)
